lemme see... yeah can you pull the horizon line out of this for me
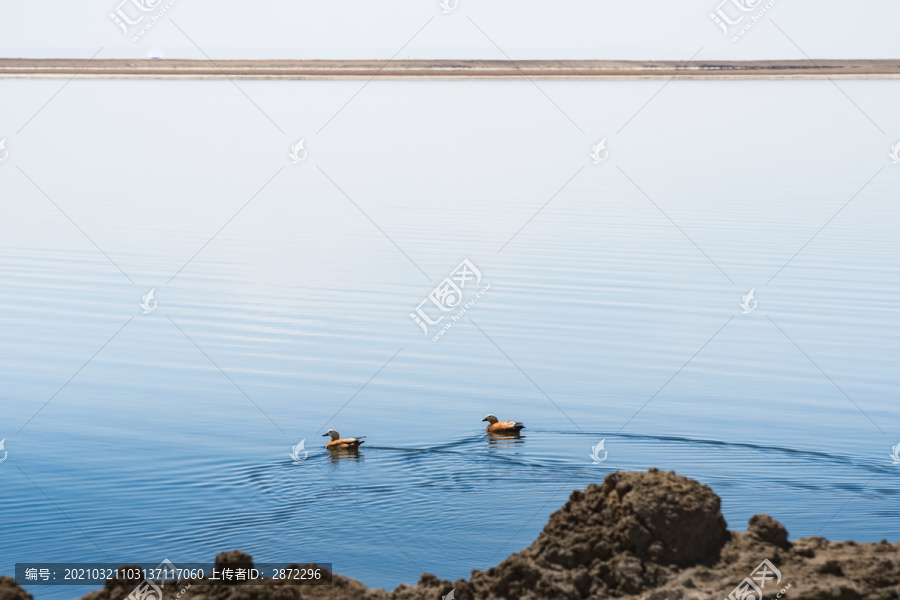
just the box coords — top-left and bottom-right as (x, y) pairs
(2, 58), (900, 80)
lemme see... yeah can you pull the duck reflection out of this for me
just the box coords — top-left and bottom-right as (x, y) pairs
(327, 447), (364, 464)
(486, 430), (526, 452)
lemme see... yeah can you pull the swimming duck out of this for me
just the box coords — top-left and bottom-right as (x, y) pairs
(482, 414), (525, 433)
(323, 429), (365, 450)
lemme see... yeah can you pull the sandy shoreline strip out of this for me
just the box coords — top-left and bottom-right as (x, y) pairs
(2, 58), (900, 80)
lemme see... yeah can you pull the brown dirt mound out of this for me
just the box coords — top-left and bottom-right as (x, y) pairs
(442, 469), (900, 600)
(0, 576), (33, 600)
(452, 469), (728, 599)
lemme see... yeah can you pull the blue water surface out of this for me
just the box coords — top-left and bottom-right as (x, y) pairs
(1, 78), (899, 599)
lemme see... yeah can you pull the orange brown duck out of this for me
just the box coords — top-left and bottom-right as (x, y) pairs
(323, 429), (366, 450)
(482, 414), (525, 433)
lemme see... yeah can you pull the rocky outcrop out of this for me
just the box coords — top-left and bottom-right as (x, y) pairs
(0, 576), (33, 600)
(452, 469), (729, 599)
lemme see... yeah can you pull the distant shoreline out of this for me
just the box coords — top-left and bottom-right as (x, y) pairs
(1, 58), (900, 80)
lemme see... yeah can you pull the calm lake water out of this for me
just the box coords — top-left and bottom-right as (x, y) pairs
(1, 78), (899, 599)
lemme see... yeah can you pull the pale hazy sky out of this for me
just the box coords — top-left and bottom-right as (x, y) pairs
(0, 0), (896, 61)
